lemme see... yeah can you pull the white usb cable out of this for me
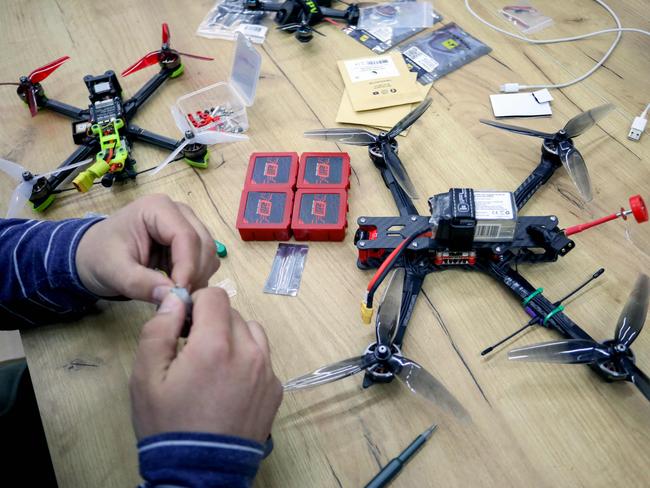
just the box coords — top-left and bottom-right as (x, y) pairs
(464, 0), (650, 92)
(628, 104), (650, 141)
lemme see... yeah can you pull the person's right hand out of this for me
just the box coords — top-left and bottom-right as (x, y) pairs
(130, 287), (283, 444)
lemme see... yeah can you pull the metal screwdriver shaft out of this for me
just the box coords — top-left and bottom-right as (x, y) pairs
(364, 424), (437, 488)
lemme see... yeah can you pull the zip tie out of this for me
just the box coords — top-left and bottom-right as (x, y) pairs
(522, 288), (543, 307)
(543, 305), (565, 326)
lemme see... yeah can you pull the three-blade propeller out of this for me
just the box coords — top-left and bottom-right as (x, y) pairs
(122, 23), (213, 77)
(304, 97), (432, 199)
(278, 22), (326, 41)
(0, 157), (92, 217)
(0, 56), (70, 117)
(284, 267), (468, 419)
(509, 274), (650, 401)
(480, 104), (615, 203)
(150, 106), (247, 176)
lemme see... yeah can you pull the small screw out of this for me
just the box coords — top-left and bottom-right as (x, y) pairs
(550, 216), (557, 222)
(412, 242), (418, 248)
(359, 241), (366, 247)
(495, 246), (502, 253)
(410, 216), (417, 221)
(359, 217), (366, 223)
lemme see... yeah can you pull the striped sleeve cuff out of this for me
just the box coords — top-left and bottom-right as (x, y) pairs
(138, 432), (268, 488)
(0, 217), (104, 328)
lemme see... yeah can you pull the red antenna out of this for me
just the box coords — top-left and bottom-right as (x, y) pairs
(565, 195), (648, 236)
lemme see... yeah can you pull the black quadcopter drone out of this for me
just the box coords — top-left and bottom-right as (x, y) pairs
(244, 0), (360, 42)
(0, 23), (220, 218)
(283, 99), (650, 412)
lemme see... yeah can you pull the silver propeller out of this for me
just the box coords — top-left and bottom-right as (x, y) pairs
(376, 268), (404, 347)
(508, 339), (610, 364)
(392, 355), (469, 419)
(151, 106), (248, 176)
(303, 98), (432, 199)
(508, 274), (650, 400)
(563, 103), (615, 138)
(283, 355), (374, 391)
(481, 104), (615, 203)
(1, 157), (93, 218)
(303, 128), (378, 146)
(614, 274), (649, 349)
(559, 143), (592, 202)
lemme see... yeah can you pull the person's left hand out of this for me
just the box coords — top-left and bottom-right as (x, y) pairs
(75, 194), (219, 303)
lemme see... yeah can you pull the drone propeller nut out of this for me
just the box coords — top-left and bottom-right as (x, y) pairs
(630, 195), (648, 223)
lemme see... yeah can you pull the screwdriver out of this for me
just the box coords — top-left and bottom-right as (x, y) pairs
(364, 424), (437, 488)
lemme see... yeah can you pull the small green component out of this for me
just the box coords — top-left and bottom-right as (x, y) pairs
(214, 240), (227, 257)
(184, 151), (209, 169)
(32, 194), (56, 213)
(170, 64), (184, 79)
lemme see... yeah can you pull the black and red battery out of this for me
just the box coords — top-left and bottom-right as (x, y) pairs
(297, 152), (350, 189)
(245, 152), (299, 187)
(291, 189), (348, 241)
(236, 188), (294, 241)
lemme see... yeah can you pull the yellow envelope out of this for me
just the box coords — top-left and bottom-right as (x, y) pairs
(338, 53), (425, 111)
(336, 83), (432, 132)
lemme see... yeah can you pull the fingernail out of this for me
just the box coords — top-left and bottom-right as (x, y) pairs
(158, 292), (182, 314)
(152, 285), (171, 304)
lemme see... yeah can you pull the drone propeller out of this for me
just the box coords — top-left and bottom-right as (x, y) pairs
(122, 23), (213, 77)
(304, 97), (432, 199)
(0, 157), (92, 218)
(284, 267), (467, 418)
(150, 106), (247, 176)
(376, 267), (404, 347)
(0, 56), (70, 117)
(480, 104), (615, 202)
(509, 274), (650, 401)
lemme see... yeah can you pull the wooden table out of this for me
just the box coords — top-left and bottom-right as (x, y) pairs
(1, 0), (649, 486)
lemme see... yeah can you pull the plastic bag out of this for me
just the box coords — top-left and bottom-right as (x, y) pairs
(344, 1), (442, 54)
(357, 2), (434, 30)
(400, 23), (492, 85)
(263, 243), (309, 296)
(499, 2), (553, 34)
(197, 0), (268, 43)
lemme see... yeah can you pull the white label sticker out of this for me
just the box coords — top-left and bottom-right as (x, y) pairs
(236, 24), (268, 43)
(344, 56), (400, 82)
(474, 192), (514, 219)
(403, 46), (439, 73)
(369, 26), (394, 43)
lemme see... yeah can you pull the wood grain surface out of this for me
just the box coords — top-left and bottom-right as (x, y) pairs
(1, 0), (648, 486)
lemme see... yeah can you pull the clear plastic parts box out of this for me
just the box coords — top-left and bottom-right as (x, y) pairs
(175, 33), (261, 135)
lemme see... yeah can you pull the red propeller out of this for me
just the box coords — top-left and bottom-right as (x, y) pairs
(122, 23), (213, 77)
(0, 56), (70, 117)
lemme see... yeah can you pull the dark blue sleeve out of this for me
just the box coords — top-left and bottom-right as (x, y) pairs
(138, 432), (272, 488)
(0, 217), (104, 330)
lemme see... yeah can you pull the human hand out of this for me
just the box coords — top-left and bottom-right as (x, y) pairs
(75, 194), (219, 303)
(130, 287), (283, 443)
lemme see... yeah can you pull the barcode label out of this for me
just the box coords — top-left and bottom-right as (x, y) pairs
(403, 46), (439, 73)
(240, 24), (264, 33)
(475, 224), (501, 238)
(344, 56), (399, 82)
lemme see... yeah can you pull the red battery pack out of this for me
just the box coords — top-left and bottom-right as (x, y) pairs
(236, 188), (294, 241)
(245, 152), (299, 188)
(298, 152), (350, 189)
(291, 189), (348, 241)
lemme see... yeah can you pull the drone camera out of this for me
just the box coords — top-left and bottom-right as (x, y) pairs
(84, 72), (122, 103)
